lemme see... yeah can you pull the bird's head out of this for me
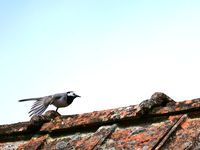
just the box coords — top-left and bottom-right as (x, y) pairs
(66, 91), (81, 100)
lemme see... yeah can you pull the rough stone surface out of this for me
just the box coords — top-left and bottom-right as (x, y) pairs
(1, 92), (200, 149)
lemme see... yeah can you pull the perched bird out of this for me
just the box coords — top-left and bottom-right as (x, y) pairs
(18, 91), (80, 117)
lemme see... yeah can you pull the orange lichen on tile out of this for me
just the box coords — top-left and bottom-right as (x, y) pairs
(181, 120), (190, 129)
(168, 115), (181, 121)
(17, 135), (48, 150)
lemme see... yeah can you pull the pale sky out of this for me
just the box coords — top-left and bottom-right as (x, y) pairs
(1, 1), (200, 124)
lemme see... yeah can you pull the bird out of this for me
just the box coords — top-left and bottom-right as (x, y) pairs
(18, 91), (80, 117)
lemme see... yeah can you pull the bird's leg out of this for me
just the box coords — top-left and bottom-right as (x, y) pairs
(56, 107), (58, 112)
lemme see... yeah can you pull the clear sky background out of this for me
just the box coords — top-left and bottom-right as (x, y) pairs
(1, 1), (200, 124)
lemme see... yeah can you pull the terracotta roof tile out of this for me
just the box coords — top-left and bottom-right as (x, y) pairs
(17, 135), (48, 150)
(163, 114), (200, 149)
(1, 92), (200, 149)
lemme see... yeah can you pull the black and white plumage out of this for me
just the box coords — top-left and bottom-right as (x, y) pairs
(18, 91), (80, 117)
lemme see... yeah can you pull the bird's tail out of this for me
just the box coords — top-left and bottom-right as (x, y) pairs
(18, 97), (42, 102)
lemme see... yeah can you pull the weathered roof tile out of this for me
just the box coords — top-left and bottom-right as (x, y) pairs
(1, 92), (200, 149)
(17, 135), (48, 150)
(162, 115), (200, 149)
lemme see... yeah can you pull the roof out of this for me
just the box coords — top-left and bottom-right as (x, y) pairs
(1, 92), (200, 150)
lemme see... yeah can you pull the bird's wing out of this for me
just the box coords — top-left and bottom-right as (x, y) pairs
(29, 96), (54, 117)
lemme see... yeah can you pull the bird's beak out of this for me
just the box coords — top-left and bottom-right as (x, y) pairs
(76, 94), (81, 98)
